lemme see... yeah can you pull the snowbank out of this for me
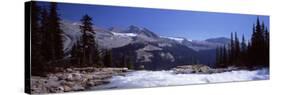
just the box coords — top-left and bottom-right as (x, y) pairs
(95, 68), (269, 89)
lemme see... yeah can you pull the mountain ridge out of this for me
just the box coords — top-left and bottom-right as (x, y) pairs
(60, 20), (230, 69)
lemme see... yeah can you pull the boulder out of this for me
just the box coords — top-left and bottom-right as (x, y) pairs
(172, 65), (212, 74)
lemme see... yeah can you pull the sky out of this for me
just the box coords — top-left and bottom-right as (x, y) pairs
(38, 2), (269, 41)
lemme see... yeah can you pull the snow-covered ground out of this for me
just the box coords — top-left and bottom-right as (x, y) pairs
(94, 68), (269, 89)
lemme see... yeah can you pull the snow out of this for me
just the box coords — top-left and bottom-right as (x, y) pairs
(161, 36), (185, 43)
(95, 68), (269, 89)
(111, 32), (137, 37)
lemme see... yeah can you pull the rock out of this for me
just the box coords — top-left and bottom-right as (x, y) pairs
(194, 65), (211, 73)
(66, 68), (73, 72)
(49, 86), (64, 93)
(86, 80), (95, 87)
(31, 67), (128, 94)
(58, 74), (66, 80)
(65, 73), (82, 81)
(63, 85), (71, 92)
(72, 84), (85, 91)
(172, 65), (212, 74)
(94, 80), (110, 86)
(48, 76), (59, 81)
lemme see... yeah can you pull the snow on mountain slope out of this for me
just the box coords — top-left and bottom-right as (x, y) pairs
(94, 68), (269, 89)
(161, 36), (185, 43)
(111, 32), (137, 37)
(60, 20), (228, 51)
(60, 20), (82, 55)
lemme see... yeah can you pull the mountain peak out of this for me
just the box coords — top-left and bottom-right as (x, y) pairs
(125, 25), (159, 38)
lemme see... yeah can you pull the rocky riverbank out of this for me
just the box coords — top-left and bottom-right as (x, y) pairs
(30, 67), (130, 94)
(172, 64), (241, 74)
(30, 65), (249, 94)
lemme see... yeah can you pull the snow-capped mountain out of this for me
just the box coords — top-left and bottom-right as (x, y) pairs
(160, 36), (186, 43)
(124, 25), (159, 38)
(59, 20), (230, 69)
(161, 36), (230, 51)
(111, 32), (137, 37)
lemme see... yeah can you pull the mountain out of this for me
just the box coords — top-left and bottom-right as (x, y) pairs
(205, 37), (231, 45)
(161, 36), (230, 51)
(60, 20), (230, 70)
(124, 25), (159, 39)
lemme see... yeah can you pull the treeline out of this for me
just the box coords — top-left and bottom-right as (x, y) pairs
(31, 2), (64, 76)
(31, 2), (133, 76)
(216, 18), (269, 68)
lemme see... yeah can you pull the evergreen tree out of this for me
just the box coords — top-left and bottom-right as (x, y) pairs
(70, 42), (81, 66)
(250, 18), (267, 66)
(47, 2), (64, 61)
(240, 35), (248, 66)
(222, 45), (228, 67)
(229, 32), (235, 65)
(126, 56), (134, 69)
(40, 8), (52, 61)
(121, 55), (127, 68)
(216, 46), (225, 68)
(215, 47), (220, 67)
(103, 50), (113, 67)
(79, 14), (101, 67)
(234, 32), (240, 65)
(31, 1), (45, 76)
(264, 27), (269, 67)
(241, 35), (247, 52)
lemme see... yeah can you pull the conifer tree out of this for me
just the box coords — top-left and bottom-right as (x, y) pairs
(222, 45), (228, 67)
(126, 56), (134, 69)
(215, 47), (220, 67)
(40, 8), (52, 61)
(31, 1), (45, 76)
(241, 35), (247, 52)
(229, 32), (235, 65)
(48, 2), (64, 61)
(79, 14), (101, 67)
(103, 50), (113, 67)
(234, 32), (240, 65)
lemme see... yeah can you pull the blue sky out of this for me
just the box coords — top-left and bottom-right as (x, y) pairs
(38, 2), (269, 41)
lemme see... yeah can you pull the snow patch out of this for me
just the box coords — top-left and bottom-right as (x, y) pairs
(161, 36), (185, 43)
(96, 69), (269, 89)
(112, 32), (137, 37)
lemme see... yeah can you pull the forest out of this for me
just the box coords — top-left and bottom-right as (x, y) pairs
(215, 18), (269, 69)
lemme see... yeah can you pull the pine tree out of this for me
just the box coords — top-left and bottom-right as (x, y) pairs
(48, 2), (64, 61)
(216, 47), (225, 68)
(40, 8), (52, 61)
(121, 55), (127, 68)
(126, 56), (134, 69)
(248, 17), (269, 67)
(241, 35), (247, 53)
(70, 42), (81, 66)
(222, 45), (228, 67)
(234, 32), (240, 65)
(264, 27), (269, 67)
(215, 47), (220, 67)
(31, 1), (45, 76)
(79, 14), (101, 67)
(229, 32), (235, 65)
(103, 50), (113, 67)
(240, 35), (248, 66)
